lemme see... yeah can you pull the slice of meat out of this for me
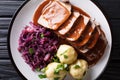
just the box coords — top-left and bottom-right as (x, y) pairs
(71, 20), (96, 47)
(72, 5), (90, 18)
(59, 0), (71, 11)
(38, 0), (71, 30)
(85, 28), (107, 65)
(33, 0), (51, 25)
(71, 25), (107, 65)
(66, 15), (90, 41)
(58, 11), (80, 35)
(79, 26), (101, 53)
(88, 26), (101, 49)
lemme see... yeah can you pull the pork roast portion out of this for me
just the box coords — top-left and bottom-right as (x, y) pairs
(34, 0), (107, 65)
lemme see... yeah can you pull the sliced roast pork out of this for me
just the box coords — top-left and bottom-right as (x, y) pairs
(70, 25), (107, 65)
(70, 20), (96, 48)
(34, 0), (108, 65)
(38, 0), (71, 30)
(58, 11), (80, 35)
(66, 15), (90, 41)
(79, 24), (101, 53)
(82, 26), (107, 65)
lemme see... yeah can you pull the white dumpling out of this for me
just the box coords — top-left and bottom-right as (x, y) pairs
(57, 44), (77, 64)
(69, 59), (88, 79)
(45, 62), (67, 80)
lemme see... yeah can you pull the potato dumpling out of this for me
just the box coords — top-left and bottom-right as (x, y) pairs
(57, 44), (77, 64)
(69, 59), (88, 80)
(45, 62), (67, 80)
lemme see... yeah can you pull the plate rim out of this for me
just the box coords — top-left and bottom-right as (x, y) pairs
(90, 0), (112, 80)
(7, 0), (112, 80)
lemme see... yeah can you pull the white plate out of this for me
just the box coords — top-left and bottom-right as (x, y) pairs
(8, 0), (112, 80)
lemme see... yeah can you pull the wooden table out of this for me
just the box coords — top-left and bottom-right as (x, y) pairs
(0, 0), (120, 80)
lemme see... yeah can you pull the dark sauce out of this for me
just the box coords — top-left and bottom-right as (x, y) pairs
(72, 5), (90, 18)
(33, 0), (52, 25)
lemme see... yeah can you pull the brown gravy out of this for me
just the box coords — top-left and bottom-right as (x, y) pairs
(72, 5), (90, 18)
(33, 1), (90, 25)
(66, 15), (89, 41)
(33, 0), (51, 25)
(71, 22), (95, 47)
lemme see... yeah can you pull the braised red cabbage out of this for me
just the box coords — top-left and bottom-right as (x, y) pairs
(18, 22), (59, 70)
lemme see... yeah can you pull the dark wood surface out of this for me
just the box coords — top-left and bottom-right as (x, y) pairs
(0, 0), (120, 80)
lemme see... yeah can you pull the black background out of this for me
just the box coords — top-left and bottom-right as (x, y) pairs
(0, 0), (120, 80)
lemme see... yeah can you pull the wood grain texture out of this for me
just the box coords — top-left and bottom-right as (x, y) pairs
(0, 60), (22, 80)
(0, 0), (24, 17)
(94, 0), (120, 19)
(0, 0), (120, 80)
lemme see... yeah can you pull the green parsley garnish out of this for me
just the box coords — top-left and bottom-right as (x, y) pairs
(54, 77), (60, 80)
(60, 49), (68, 56)
(54, 69), (59, 74)
(29, 48), (34, 54)
(74, 65), (80, 69)
(54, 64), (68, 75)
(38, 74), (46, 79)
(41, 67), (48, 73)
(52, 55), (60, 62)
(64, 55), (68, 59)
(63, 64), (68, 69)
(36, 68), (40, 72)
(52, 57), (59, 62)
(40, 33), (44, 38)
